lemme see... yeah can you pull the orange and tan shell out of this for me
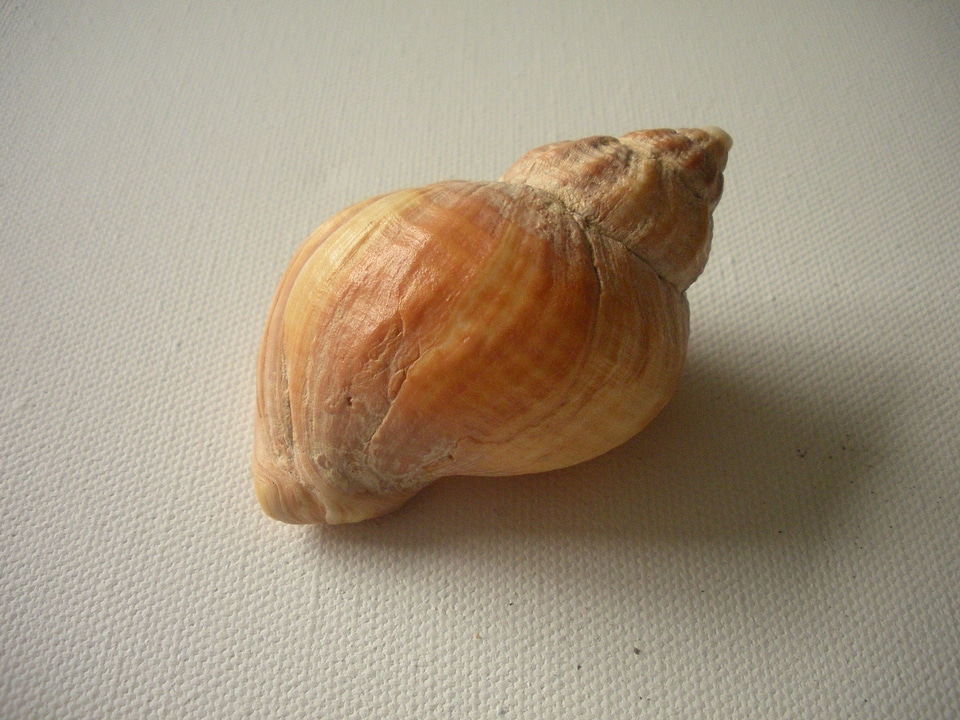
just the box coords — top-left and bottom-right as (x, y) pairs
(253, 126), (731, 524)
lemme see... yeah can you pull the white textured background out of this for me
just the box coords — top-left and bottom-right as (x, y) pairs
(2, 1), (959, 718)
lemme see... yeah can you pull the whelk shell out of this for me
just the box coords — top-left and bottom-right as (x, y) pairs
(253, 126), (731, 524)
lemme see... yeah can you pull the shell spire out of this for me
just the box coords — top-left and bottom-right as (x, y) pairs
(499, 126), (731, 292)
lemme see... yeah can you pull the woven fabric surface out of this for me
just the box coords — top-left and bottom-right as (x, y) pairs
(2, 1), (959, 717)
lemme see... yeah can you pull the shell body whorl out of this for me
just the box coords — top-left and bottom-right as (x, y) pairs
(253, 127), (731, 524)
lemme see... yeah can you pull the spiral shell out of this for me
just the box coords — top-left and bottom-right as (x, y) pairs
(253, 126), (731, 524)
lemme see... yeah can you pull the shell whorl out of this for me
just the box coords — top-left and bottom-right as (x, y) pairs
(499, 126), (731, 292)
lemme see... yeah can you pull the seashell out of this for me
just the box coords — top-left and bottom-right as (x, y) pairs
(253, 126), (731, 524)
